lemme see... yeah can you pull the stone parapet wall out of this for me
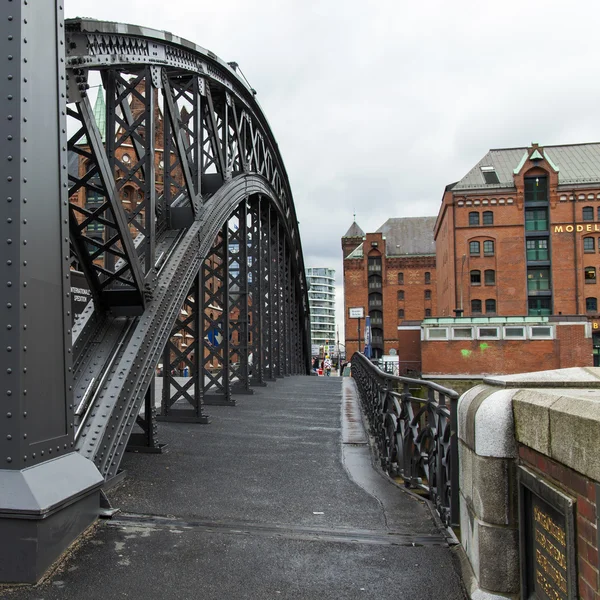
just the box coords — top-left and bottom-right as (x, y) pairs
(457, 367), (600, 599)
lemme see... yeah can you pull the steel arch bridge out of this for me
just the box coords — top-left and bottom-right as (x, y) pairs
(0, 5), (310, 583)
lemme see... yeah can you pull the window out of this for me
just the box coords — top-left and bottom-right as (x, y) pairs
(369, 293), (382, 307)
(585, 267), (597, 283)
(371, 311), (383, 326)
(525, 208), (548, 231)
(397, 290), (404, 301)
(398, 309), (405, 319)
(483, 240), (495, 256)
(583, 206), (594, 221)
(483, 211), (494, 226)
(527, 268), (551, 291)
(597, 207), (600, 221)
(424, 271), (431, 284)
(584, 237), (595, 253)
(398, 272), (404, 285)
(528, 297), (552, 316)
(469, 241), (480, 256)
(469, 212), (480, 226)
(526, 238), (549, 261)
(470, 270), (481, 285)
(424, 289), (431, 300)
(471, 299), (482, 314)
(453, 327), (474, 339)
(478, 327), (499, 339)
(504, 326), (525, 339)
(427, 328), (448, 340)
(368, 257), (382, 272)
(524, 176), (548, 203)
(481, 166), (500, 184)
(485, 299), (497, 314)
(484, 269), (496, 285)
(530, 326), (553, 339)
(368, 275), (382, 290)
(425, 309), (431, 317)
(586, 297), (598, 312)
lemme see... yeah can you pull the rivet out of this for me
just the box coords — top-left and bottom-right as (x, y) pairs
(6, 412), (11, 418)
(6, 457), (12, 463)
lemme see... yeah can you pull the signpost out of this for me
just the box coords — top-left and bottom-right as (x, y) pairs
(349, 307), (364, 355)
(364, 315), (372, 358)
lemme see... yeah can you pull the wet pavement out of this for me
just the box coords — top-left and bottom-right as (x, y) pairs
(2, 376), (466, 600)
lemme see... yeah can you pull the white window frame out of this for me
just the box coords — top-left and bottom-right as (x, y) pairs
(426, 327), (448, 341)
(529, 325), (554, 340)
(477, 326), (500, 340)
(503, 326), (526, 340)
(452, 326), (474, 340)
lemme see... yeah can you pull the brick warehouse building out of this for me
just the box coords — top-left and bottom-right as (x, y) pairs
(342, 142), (600, 375)
(342, 217), (436, 369)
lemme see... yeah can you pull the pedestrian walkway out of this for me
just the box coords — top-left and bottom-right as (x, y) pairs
(5, 376), (465, 600)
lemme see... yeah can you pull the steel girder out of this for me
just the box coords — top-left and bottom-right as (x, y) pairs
(63, 21), (311, 483)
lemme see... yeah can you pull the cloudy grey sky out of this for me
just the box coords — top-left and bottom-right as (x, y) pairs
(68, 0), (600, 341)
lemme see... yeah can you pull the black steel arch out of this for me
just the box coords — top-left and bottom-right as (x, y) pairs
(65, 19), (312, 480)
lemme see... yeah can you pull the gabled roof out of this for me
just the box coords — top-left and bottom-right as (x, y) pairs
(453, 142), (600, 191)
(376, 216), (436, 256)
(343, 221), (365, 238)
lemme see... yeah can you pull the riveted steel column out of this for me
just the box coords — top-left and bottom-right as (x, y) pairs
(270, 214), (281, 378)
(0, 2), (103, 583)
(261, 204), (274, 381)
(248, 196), (265, 386)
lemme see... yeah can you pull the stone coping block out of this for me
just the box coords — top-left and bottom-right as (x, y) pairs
(458, 386), (517, 459)
(484, 366), (600, 388)
(513, 386), (600, 482)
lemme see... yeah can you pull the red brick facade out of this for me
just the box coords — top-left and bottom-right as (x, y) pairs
(421, 322), (592, 376)
(343, 230), (435, 363)
(520, 445), (599, 599)
(435, 146), (600, 319)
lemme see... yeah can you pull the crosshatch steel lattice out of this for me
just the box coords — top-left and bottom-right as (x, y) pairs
(0, 8), (310, 584)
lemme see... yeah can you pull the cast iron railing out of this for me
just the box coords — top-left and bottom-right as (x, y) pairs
(351, 352), (459, 527)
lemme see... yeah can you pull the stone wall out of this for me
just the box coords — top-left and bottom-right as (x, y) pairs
(457, 367), (600, 599)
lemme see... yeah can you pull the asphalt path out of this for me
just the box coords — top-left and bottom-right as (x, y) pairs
(3, 376), (466, 600)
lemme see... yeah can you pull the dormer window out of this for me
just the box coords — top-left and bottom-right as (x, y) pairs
(525, 176), (548, 203)
(480, 166), (500, 185)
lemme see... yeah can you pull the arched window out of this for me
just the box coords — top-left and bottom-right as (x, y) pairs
(424, 271), (431, 284)
(484, 269), (496, 285)
(585, 267), (597, 284)
(586, 297), (598, 312)
(482, 211), (494, 226)
(483, 240), (495, 256)
(470, 270), (481, 285)
(471, 299), (482, 314)
(397, 290), (404, 301)
(469, 241), (480, 256)
(424, 289), (431, 299)
(398, 309), (405, 319)
(583, 206), (594, 221)
(485, 299), (497, 314)
(469, 212), (480, 226)
(425, 309), (431, 317)
(398, 272), (404, 285)
(584, 237), (595, 253)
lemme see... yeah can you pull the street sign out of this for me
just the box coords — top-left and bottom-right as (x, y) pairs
(349, 307), (364, 318)
(206, 327), (223, 346)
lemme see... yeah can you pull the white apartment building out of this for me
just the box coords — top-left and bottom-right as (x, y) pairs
(306, 267), (336, 355)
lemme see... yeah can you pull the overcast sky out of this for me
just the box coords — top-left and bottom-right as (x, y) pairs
(68, 0), (600, 342)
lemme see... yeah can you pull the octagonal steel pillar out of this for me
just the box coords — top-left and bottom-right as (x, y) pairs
(0, 1), (103, 583)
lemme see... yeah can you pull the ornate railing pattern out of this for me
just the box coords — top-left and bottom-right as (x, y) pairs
(351, 353), (459, 527)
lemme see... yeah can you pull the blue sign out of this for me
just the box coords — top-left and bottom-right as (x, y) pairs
(364, 315), (372, 358)
(206, 327), (224, 347)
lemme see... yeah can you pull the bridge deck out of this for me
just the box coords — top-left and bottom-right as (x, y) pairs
(8, 377), (465, 599)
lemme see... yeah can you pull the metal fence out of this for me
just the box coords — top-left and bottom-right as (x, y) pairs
(351, 353), (459, 527)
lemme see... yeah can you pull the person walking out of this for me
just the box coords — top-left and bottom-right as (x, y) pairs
(324, 355), (332, 377)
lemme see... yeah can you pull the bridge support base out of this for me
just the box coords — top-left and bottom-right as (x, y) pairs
(0, 453), (103, 583)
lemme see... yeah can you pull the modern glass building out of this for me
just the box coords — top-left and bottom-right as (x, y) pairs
(306, 267), (336, 354)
